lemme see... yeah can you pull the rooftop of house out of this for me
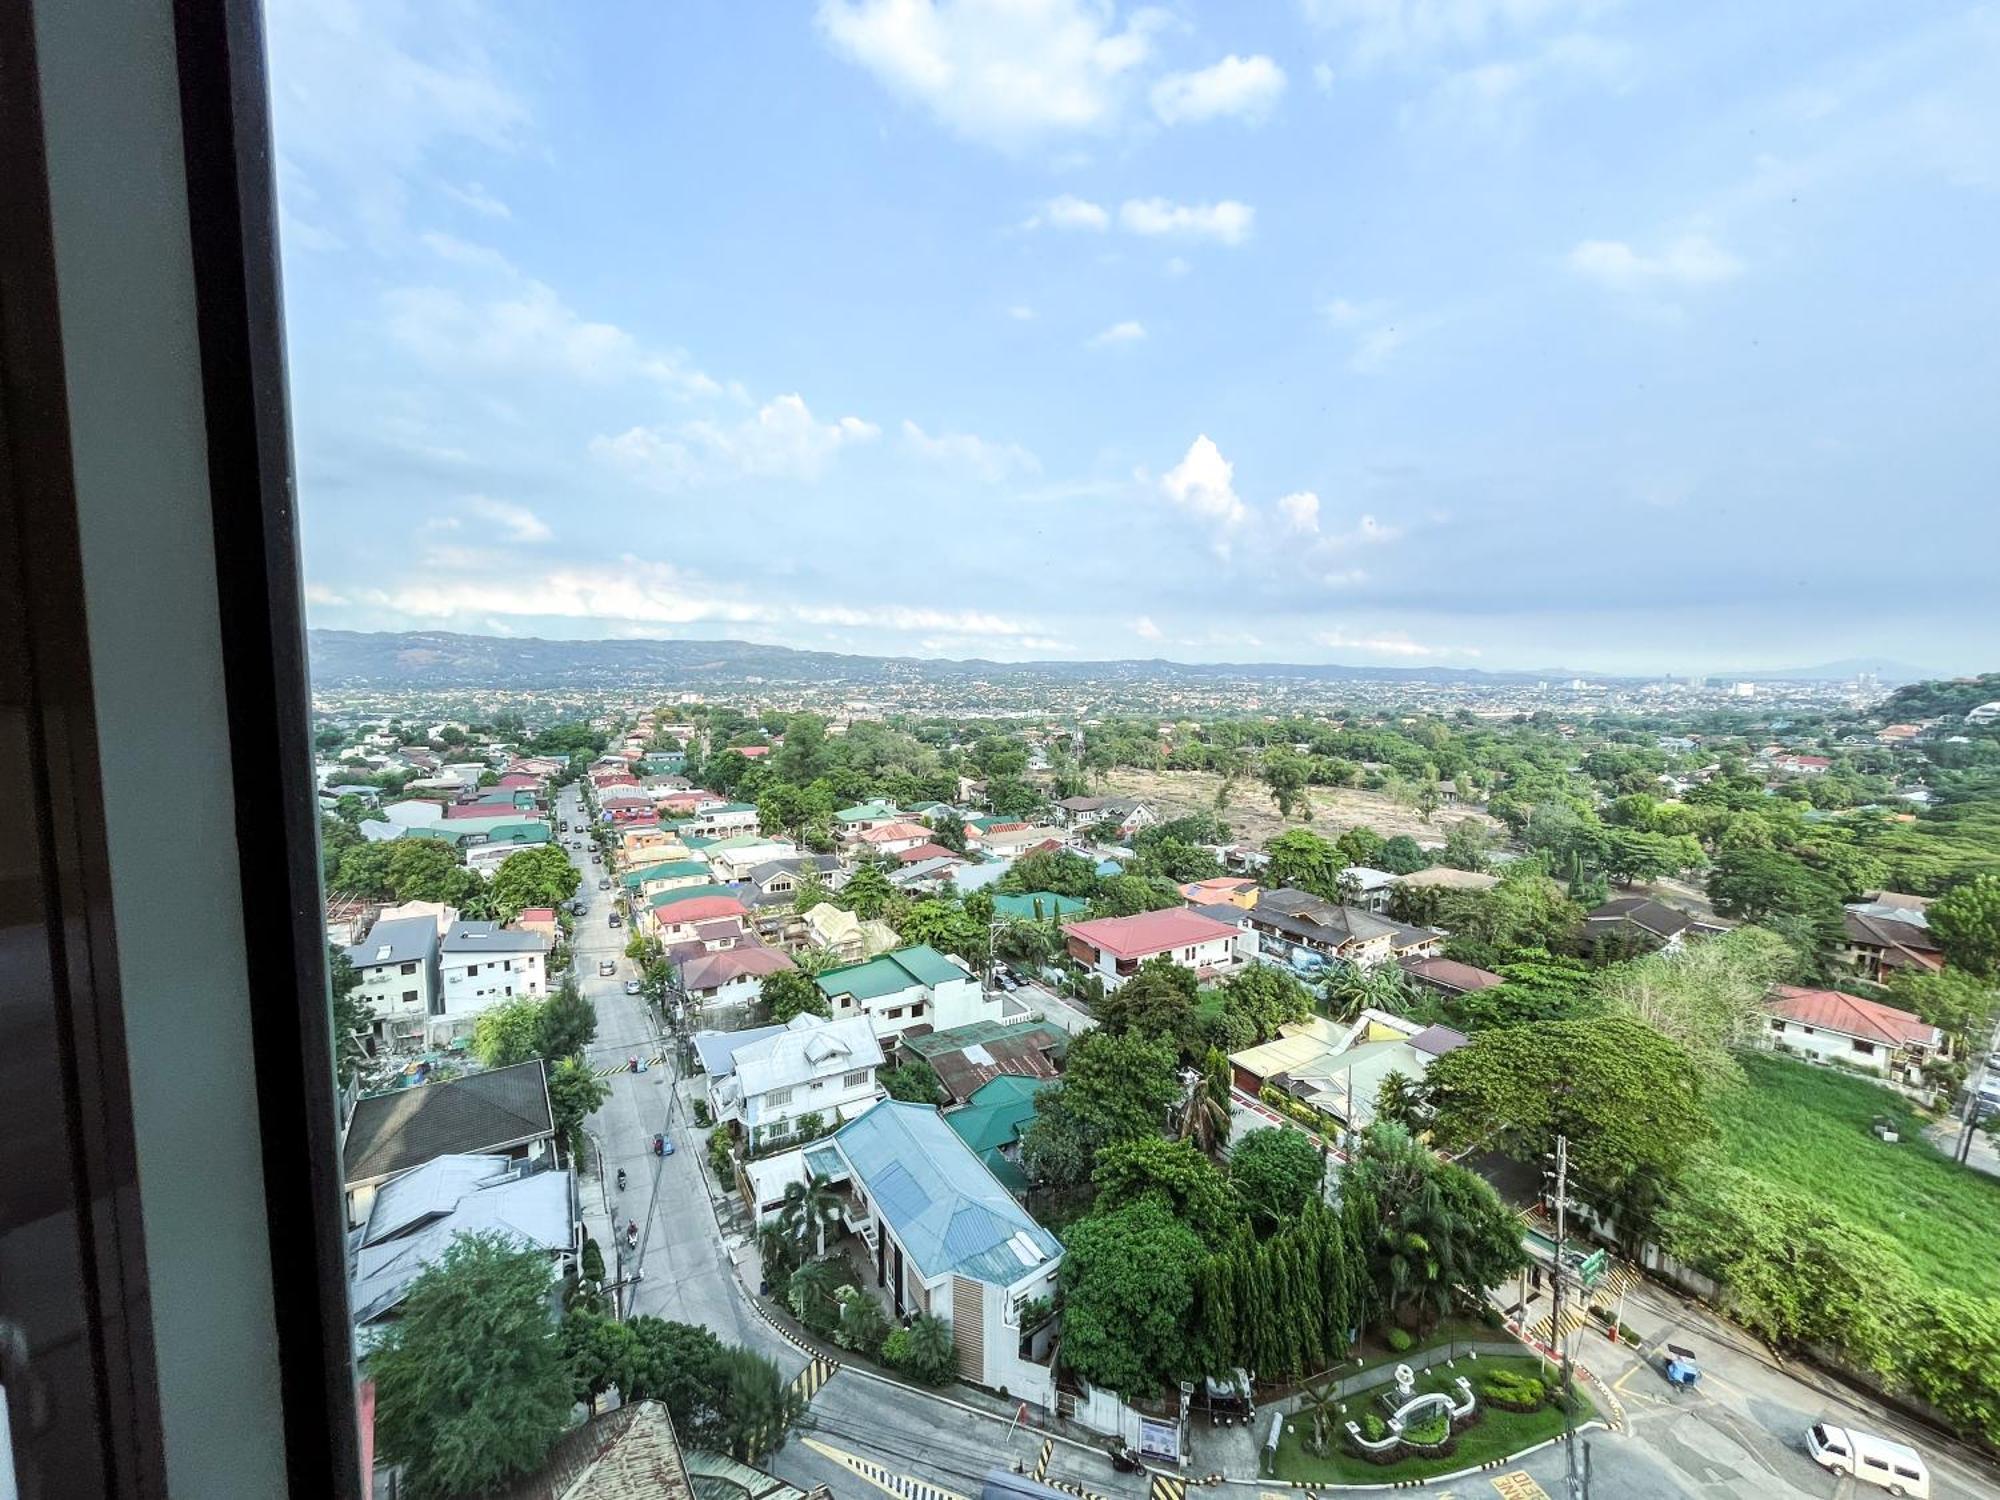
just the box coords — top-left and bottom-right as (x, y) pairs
(733, 1014), (885, 1099)
(991, 891), (1090, 921)
(1843, 908), (1943, 955)
(833, 1100), (1061, 1287)
(530, 1401), (695, 1500)
(914, 1021), (1067, 1104)
(677, 944), (797, 991)
(859, 821), (935, 843)
(817, 945), (971, 1002)
(1396, 866), (1502, 892)
(747, 854), (841, 885)
(1401, 956), (1505, 993)
(691, 1022), (789, 1079)
(943, 1074), (1051, 1194)
(834, 800), (903, 822)
(1768, 985), (1942, 1048)
(343, 1060), (553, 1186)
(346, 915), (439, 969)
(1585, 896), (1696, 939)
(441, 920), (548, 956)
(1247, 890), (1401, 946)
(705, 832), (793, 853)
(350, 1165), (571, 1325)
(622, 859), (712, 887)
(1062, 906), (1240, 959)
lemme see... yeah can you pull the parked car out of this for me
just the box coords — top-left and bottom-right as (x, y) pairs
(623, 978), (642, 995)
(1808, 1423), (1928, 1497)
(598, 960), (616, 977)
(598, 877), (610, 890)
(608, 912), (623, 928)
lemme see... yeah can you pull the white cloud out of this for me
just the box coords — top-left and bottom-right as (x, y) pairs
(1088, 320), (1148, 347)
(1568, 234), (1745, 289)
(1160, 435), (1249, 538)
(1321, 296), (1386, 326)
(1150, 54), (1287, 125)
(461, 496), (552, 542)
(901, 419), (1041, 481)
(1301, 0), (1599, 66)
(1277, 491), (1322, 533)
(1027, 193), (1111, 231)
(1164, 255), (1192, 276)
(386, 274), (723, 398)
(1313, 61), (1336, 92)
(1119, 197), (1255, 244)
(1133, 615), (1164, 640)
(1404, 32), (1632, 142)
(303, 581), (349, 607)
(593, 395), (879, 489)
(1348, 324), (1409, 374)
(1007, 304), (1038, 320)
(1313, 627), (1476, 657)
(441, 180), (511, 219)
(816, 0), (1166, 151)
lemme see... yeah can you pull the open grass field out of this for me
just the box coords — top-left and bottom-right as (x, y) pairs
(1711, 1053), (2000, 1301)
(1270, 1354), (1591, 1483)
(1103, 767), (1499, 850)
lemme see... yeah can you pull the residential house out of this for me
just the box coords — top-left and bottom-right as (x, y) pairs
(817, 945), (990, 1040)
(341, 1060), (555, 1225)
(1334, 867), (1399, 913)
(1228, 1011), (1467, 1128)
(1176, 876), (1261, 910)
(343, 916), (442, 1054)
(800, 902), (901, 965)
(621, 858), (715, 902)
(399, 815), (552, 851)
(675, 943), (799, 1010)
(894, 841), (960, 867)
(979, 824), (1074, 859)
(513, 907), (559, 944)
(708, 1014), (885, 1152)
(889, 854), (971, 895)
(1773, 753), (1832, 775)
(437, 921), (548, 1041)
(1052, 795), (1108, 826)
(1396, 866), (1501, 897)
(1764, 985), (1948, 1086)
(649, 891), (752, 943)
(991, 891), (1090, 923)
(834, 800), (906, 841)
(1581, 896), (1730, 955)
(1241, 890), (1415, 970)
(703, 832), (801, 882)
(1839, 907), (1944, 981)
(380, 797), (446, 828)
(349, 1154), (573, 1326)
(1401, 955), (1505, 999)
(743, 854), (844, 903)
(944, 1075), (1052, 1194)
(856, 821), (937, 857)
(899, 1018), (1068, 1106)
(1062, 907), (1240, 988)
(656, 788), (726, 817)
(665, 802), (759, 841)
(830, 1101), (1063, 1392)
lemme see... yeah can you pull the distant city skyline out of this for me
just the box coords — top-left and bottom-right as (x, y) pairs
(270, 2), (2000, 675)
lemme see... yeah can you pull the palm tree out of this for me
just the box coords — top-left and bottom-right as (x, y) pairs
(1324, 962), (1412, 1023)
(778, 1171), (843, 1259)
(1175, 1049), (1234, 1158)
(713, 1346), (806, 1461)
(1299, 1377), (1342, 1456)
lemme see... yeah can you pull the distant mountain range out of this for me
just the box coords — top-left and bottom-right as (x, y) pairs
(306, 629), (1580, 690)
(306, 629), (1926, 692)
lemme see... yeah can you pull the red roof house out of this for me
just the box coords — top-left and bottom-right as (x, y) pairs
(1063, 908), (1240, 987)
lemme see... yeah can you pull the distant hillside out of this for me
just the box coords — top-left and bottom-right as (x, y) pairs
(306, 629), (1573, 691)
(1878, 672), (2000, 720)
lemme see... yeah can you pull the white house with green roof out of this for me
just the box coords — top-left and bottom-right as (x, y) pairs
(620, 858), (713, 901)
(831, 1100), (1062, 1394)
(702, 832), (800, 882)
(832, 800), (905, 841)
(815, 945), (992, 1041)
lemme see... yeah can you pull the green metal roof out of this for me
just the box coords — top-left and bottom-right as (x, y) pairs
(816, 945), (967, 1002)
(621, 859), (709, 888)
(902, 1017), (1067, 1060)
(992, 891), (1089, 921)
(401, 818), (549, 846)
(834, 800), (902, 822)
(705, 832), (780, 851)
(646, 882), (742, 909)
(944, 1074), (1050, 1155)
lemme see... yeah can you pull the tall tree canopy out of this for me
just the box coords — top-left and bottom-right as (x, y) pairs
(1058, 1196), (1208, 1398)
(1020, 1031), (1180, 1189)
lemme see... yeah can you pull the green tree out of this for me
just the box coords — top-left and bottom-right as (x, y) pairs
(535, 979), (599, 1060)
(1228, 1127), (1326, 1233)
(332, 840), (396, 899)
(1438, 819), (1489, 871)
(1596, 925), (1796, 1075)
(1264, 828), (1344, 900)
(1377, 835), (1429, 875)
(882, 1313), (958, 1386)
(1215, 964), (1314, 1042)
(622, 1316), (727, 1446)
(1003, 848), (1100, 898)
(763, 968), (830, 1024)
(1261, 747), (1314, 821)
(371, 1233), (573, 1499)
(489, 844), (582, 919)
(388, 838), (481, 905)
(1887, 967), (2000, 1047)
(1374, 1070), (1427, 1132)
(1707, 848), (1842, 924)
(896, 899), (984, 964)
(471, 997), (546, 1068)
(1930, 874), (2000, 978)
(1091, 1136), (1243, 1248)
(560, 1307), (637, 1405)
(880, 1058), (944, 1105)
(1093, 957), (1202, 1055)
(1057, 1197), (1207, 1398)
(778, 1173), (844, 1259)
(1020, 1031), (1180, 1189)
(548, 1055), (611, 1163)
(840, 862), (894, 919)
(1424, 1018), (1707, 1245)
(328, 944), (374, 1088)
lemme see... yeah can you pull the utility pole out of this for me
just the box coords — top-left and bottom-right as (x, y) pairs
(1548, 1134), (1585, 1500)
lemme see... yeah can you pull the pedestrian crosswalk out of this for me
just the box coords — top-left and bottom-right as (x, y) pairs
(799, 1438), (971, 1500)
(1529, 1301), (1587, 1347)
(789, 1353), (841, 1404)
(592, 1053), (668, 1079)
(1149, 1474), (1188, 1500)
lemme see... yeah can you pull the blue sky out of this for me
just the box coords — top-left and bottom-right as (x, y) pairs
(270, 0), (2000, 675)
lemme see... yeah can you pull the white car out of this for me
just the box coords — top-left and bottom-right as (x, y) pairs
(1808, 1423), (1929, 1497)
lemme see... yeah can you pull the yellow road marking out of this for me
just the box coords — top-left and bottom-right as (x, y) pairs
(1491, 1472), (1551, 1500)
(799, 1437), (974, 1500)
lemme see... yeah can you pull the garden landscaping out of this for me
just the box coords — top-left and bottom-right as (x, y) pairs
(1270, 1354), (1593, 1484)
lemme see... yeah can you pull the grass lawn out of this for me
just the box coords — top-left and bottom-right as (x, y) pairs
(1710, 1054), (2000, 1300)
(1350, 1313), (1497, 1365)
(1270, 1356), (1592, 1484)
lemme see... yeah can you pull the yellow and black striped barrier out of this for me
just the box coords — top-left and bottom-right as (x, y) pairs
(789, 1353), (841, 1404)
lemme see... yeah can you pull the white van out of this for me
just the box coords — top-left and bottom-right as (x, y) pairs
(1807, 1423), (1929, 1497)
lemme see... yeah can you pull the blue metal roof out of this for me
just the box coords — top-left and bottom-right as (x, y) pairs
(832, 1101), (1061, 1287)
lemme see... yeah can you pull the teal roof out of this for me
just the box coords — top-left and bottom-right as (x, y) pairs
(833, 1101), (1060, 1285)
(992, 891), (1089, 922)
(622, 859), (709, 888)
(646, 882), (742, 910)
(402, 818), (549, 846)
(706, 832), (780, 851)
(945, 1075), (1050, 1155)
(902, 1017), (1067, 1061)
(817, 945), (967, 1003)
(835, 800), (902, 823)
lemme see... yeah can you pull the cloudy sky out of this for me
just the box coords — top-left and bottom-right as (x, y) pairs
(271, 0), (1999, 675)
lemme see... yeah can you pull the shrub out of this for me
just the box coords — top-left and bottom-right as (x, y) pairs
(693, 1099), (713, 1127)
(579, 1234), (605, 1286)
(1478, 1370), (1545, 1412)
(1359, 1412), (1387, 1442)
(835, 1292), (890, 1357)
(882, 1314), (956, 1385)
(707, 1128), (735, 1184)
(1402, 1409), (1449, 1446)
(1384, 1326), (1414, 1353)
(786, 1261), (846, 1340)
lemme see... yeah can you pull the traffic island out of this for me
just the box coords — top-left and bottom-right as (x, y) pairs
(1269, 1355), (1596, 1485)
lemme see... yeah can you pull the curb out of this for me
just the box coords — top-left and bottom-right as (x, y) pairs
(1213, 1421), (1609, 1492)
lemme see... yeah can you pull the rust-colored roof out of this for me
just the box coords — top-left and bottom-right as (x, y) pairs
(1063, 906), (1240, 959)
(1767, 985), (1940, 1048)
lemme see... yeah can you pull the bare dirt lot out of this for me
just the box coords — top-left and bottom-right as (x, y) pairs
(1103, 767), (1501, 850)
